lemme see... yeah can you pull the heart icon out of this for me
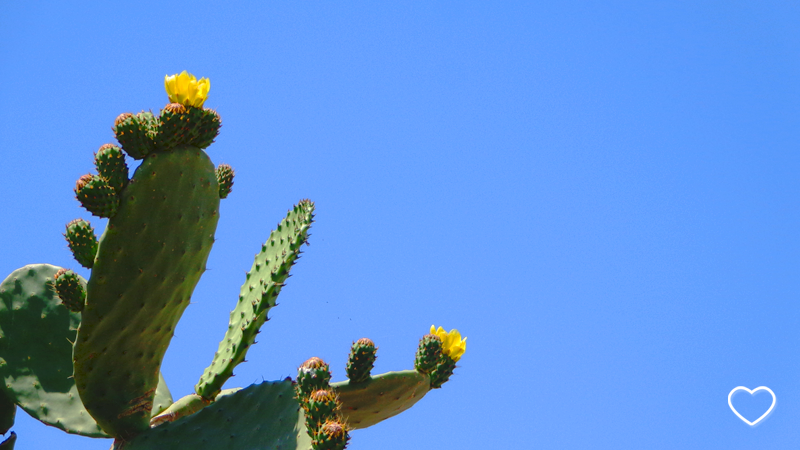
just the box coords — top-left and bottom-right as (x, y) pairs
(728, 386), (776, 426)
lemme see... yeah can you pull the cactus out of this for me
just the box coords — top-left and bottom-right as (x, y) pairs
(0, 72), (466, 449)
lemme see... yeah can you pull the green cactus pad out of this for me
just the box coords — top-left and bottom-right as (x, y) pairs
(332, 370), (431, 430)
(194, 200), (314, 400)
(114, 112), (157, 159)
(0, 264), (108, 437)
(122, 379), (312, 450)
(95, 144), (129, 194)
(346, 338), (377, 383)
(0, 389), (15, 435)
(414, 334), (442, 374)
(0, 432), (15, 449)
(53, 268), (86, 312)
(75, 174), (119, 218)
(65, 219), (98, 269)
(215, 164), (234, 199)
(73, 146), (220, 439)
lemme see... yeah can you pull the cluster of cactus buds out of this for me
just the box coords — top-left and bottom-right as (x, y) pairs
(296, 357), (350, 450)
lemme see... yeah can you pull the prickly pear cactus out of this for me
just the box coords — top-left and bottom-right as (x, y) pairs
(0, 71), (467, 449)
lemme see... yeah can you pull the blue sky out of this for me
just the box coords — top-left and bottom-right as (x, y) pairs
(1, 2), (799, 449)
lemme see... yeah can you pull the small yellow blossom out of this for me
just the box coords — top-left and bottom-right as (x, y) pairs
(430, 325), (467, 362)
(164, 71), (210, 108)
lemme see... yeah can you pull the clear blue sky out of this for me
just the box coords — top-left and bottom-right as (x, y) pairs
(1, 2), (799, 449)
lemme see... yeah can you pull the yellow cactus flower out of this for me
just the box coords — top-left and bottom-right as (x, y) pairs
(430, 325), (467, 362)
(164, 71), (210, 108)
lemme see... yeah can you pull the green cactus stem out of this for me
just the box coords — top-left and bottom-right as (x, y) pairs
(73, 146), (220, 439)
(194, 200), (314, 400)
(345, 338), (377, 383)
(94, 144), (129, 194)
(121, 379), (312, 450)
(215, 164), (234, 199)
(332, 370), (431, 430)
(0, 264), (108, 437)
(52, 268), (86, 312)
(64, 219), (98, 269)
(74, 174), (118, 218)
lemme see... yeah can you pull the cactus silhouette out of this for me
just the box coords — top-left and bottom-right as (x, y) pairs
(0, 72), (465, 449)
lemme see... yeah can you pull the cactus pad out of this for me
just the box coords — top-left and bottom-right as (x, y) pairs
(73, 146), (220, 439)
(0, 264), (108, 437)
(332, 370), (431, 430)
(123, 379), (312, 450)
(194, 200), (314, 400)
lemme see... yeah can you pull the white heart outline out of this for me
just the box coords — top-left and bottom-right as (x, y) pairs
(728, 386), (776, 426)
